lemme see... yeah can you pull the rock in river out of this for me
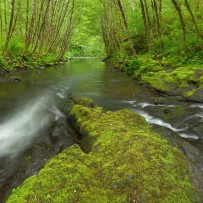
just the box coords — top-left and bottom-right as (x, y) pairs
(8, 76), (22, 83)
(189, 88), (203, 103)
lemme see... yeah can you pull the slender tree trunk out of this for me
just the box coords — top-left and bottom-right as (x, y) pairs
(153, 0), (164, 48)
(0, 0), (2, 42)
(24, 0), (30, 55)
(144, 0), (151, 28)
(30, 0), (45, 51)
(58, 0), (75, 60)
(116, 0), (136, 54)
(44, 0), (58, 49)
(151, 0), (156, 26)
(46, 0), (71, 53)
(3, 0), (7, 25)
(11, 1), (21, 37)
(31, 0), (51, 55)
(3, 0), (15, 54)
(184, 0), (203, 39)
(171, 0), (187, 50)
(140, 0), (151, 50)
(25, 0), (37, 55)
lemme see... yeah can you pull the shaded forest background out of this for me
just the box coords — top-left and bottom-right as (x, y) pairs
(0, 0), (202, 70)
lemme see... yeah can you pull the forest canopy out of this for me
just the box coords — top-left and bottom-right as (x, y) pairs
(0, 0), (202, 69)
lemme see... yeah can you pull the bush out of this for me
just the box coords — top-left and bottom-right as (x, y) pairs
(124, 58), (140, 76)
(7, 38), (24, 57)
(0, 56), (5, 68)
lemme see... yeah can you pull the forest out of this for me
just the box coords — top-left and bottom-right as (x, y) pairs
(0, 0), (203, 202)
(0, 0), (202, 68)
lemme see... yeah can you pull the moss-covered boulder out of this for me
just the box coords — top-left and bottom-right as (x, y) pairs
(7, 99), (199, 202)
(141, 67), (203, 96)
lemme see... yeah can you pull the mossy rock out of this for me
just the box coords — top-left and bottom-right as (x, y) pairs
(7, 99), (199, 202)
(141, 71), (169, 92)
(63, 97), (95, 116)
(8, 76), (22, 82)
(113, 53), (203, 98)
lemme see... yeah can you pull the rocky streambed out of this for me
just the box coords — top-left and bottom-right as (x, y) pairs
(6, 97), (203, 202)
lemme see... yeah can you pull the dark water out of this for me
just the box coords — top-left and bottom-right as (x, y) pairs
(0, 59), (203, 200)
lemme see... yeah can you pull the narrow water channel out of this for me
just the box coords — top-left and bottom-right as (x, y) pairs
(0, 59), (202, 201)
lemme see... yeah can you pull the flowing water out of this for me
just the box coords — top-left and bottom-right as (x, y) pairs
(0, 59), (203, 200)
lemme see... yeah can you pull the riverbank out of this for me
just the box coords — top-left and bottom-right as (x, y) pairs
(0, 55), (68, 82)
(6, 97), (201, 202)
(109, 53), (203, 103)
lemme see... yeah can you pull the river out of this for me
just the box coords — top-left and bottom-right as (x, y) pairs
(0, 59), (203, 201)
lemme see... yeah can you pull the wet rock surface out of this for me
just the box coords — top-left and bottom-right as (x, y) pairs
(189, 88), (203, 103)
(143, 100), (203, 147)
(49, 121), (75, 154)
(152, 125), (203, 196)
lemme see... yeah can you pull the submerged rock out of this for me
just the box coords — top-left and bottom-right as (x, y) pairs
(8, 76), (22, 82)
(7, 98), (201, 202)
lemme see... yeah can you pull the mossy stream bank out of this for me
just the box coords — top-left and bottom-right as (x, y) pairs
(7, 97), (202, 202)
(109, 54), (203, 103)
(0, 57), (67, 83)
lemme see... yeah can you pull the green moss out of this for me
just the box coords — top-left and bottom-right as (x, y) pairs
(141, 71), (169, 92)
(140, 65), (203, 94)
(111, 53), (203, 97)
(199, 76), (203, 87)
(185, 89), (196, 98)
(0, 53), (61, 71)
(7, 101), (199, 202)
(73, 97), (95, 107)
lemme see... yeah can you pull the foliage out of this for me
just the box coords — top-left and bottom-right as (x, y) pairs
(0, 56), (6, 68)
(0, 0), (77, 70)
(1, 0), (202, 69)
(97, 0), (203, 67)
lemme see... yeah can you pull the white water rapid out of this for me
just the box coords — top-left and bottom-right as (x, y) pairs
(122, 100), (201, 140)
(0, 92), (64, 158)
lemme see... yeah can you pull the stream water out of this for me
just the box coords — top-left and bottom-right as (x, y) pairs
(0, 59), (203, 201)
